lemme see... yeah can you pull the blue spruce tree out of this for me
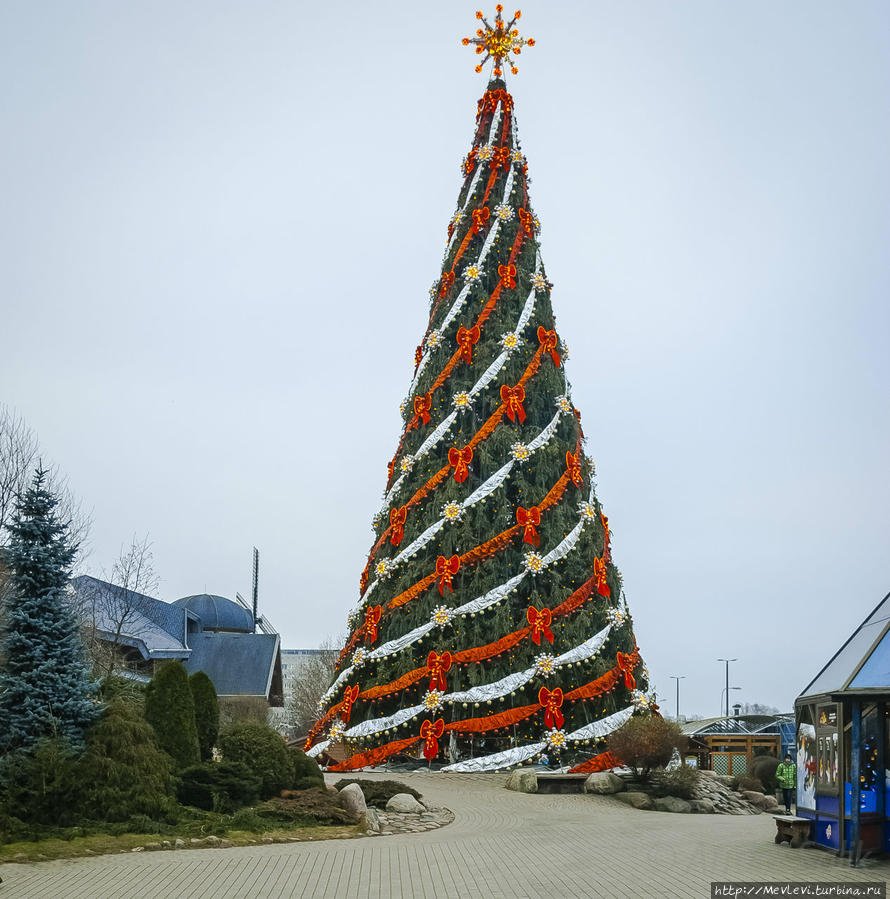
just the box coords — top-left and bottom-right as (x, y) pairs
(0, 467), (97, 751)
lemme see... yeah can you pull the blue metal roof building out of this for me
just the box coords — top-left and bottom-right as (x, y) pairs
(70, 575), (283, 707)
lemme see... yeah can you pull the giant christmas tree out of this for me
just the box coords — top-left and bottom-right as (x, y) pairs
(307, 8), (651, 773)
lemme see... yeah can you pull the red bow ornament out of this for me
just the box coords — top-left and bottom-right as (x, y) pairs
(492, 145), (511, 171)
(594, 556), (611, 598)
(471, 206), (490, 235)
(448, 446), (473, 483)
(414, 392), (432, 425)
(420, 718), (445, 761)
(566, 450), (582, 486)
(516, 506), (541, 546)
(463, 148), (477, 176)
(414, 345), (423, 369)
(340, 684), (360, 723)
(364, 604), (382, 644)
(518, 207), (535, 236)
(456, 324), (481, 366)
(427, 650), (453, 692)
(435, 555), (461, 595)
(389, 506), (407, 547)
(616, 652), (637, 690)
(539, 686), (565, 730)
(537, 326), (561, 367)
(439, 270), (455, 296)
(500, 383), (526, 423)
(498, 263), (517, 290)
(387, 460), (395, 482)
(527, 606), (554, 645)
(359, 570), (369, 593)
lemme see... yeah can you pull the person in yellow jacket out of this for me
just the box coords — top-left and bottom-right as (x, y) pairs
(776, 754), (796, 814)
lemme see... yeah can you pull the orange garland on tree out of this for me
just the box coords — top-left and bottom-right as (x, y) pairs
(318, 591), (637, 740)
(326, 735), (422, 773)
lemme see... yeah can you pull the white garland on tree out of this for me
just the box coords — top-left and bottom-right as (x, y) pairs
(440, 705), (635, 773)
(444, 101), (504, 256)
(340, 621), (611, 740)
(322, 484), (596, 709)
(386, 254), (543, 519)
(408, 149), (525, 400)
(305, 740), (329, 759)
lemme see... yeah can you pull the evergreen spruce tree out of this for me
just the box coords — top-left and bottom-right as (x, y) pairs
(308, 11), (652, 773)
(144, 661), (200, 768)
(0, 467), (97, 751)
(189, 670), (220, 761)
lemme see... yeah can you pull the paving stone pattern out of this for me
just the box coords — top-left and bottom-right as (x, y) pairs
(2, 772), (887, 898)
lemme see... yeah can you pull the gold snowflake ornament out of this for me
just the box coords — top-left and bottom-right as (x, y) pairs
(463, 6), (535, 77)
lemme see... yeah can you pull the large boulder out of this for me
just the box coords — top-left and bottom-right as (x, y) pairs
(689, 798), (715, 814)
(654, 796), (692, 814)
(505, 769), (539, 794)
(615, 791), (654, 810)
(386, 793), (425, 813)
(339, 783), (367, 817)
(583, 772), (625, 795)
(741, 790), (777, 811)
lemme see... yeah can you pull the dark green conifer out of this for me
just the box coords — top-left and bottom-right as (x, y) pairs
(0, 467), (97, 751)
(189, 670), (220, 761)
(144, 661), (200, 768)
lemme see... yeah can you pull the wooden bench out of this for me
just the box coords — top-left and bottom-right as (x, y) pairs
(774, 815), (812, 848)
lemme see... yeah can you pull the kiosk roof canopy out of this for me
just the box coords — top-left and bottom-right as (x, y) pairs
(800, 589), (890, 699)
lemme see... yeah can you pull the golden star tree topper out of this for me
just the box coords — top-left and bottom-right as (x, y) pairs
(463, 5), (535, 76)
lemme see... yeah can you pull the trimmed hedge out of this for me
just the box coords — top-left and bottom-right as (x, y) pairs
(255, 793), (359, 827)
(218, 721), (291, 799)
(177, 761), (262, 812)
(289, 748), (324, 790)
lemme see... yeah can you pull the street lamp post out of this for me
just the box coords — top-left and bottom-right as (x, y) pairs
(717, 658), (737, 718)
(669, 675), (686, 722)
(720, 686), (742, 716)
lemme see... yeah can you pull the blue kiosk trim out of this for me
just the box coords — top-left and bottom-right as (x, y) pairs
(795, 589), (890, 860)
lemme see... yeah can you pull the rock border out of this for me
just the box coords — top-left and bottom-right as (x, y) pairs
(505, 766), (782, 815)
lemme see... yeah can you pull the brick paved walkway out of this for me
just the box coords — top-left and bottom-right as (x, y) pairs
(2, 772), (887, 898)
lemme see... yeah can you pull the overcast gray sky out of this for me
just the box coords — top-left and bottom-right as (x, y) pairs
(2, 1), (888, 718)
